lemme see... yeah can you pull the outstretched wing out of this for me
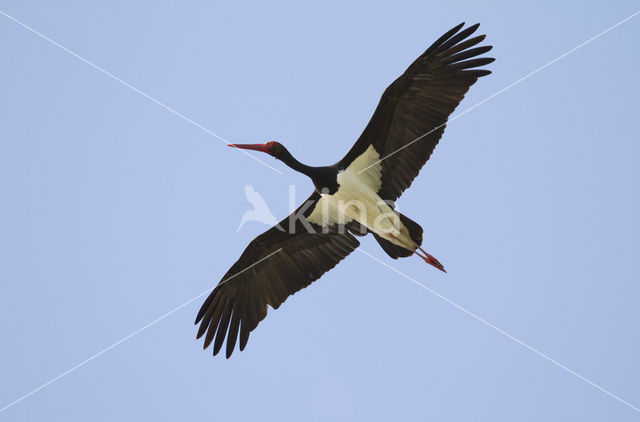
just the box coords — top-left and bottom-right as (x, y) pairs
(340, 22), (494, 201)
(195, 192), (360, 358)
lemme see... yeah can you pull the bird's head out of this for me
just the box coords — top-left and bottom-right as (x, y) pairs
(227, 141), (285, 159)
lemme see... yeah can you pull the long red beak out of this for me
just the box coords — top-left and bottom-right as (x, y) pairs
(227, 143), (269, 153)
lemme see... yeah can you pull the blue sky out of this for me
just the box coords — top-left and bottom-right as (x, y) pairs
(1, 1), (639, 421)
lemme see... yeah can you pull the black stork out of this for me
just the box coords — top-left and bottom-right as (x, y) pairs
(196, 23), (494, 357)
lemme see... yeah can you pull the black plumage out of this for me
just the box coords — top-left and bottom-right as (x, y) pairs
(195, 23), (494, 357)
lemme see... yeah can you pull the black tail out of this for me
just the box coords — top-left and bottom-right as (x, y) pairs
(372, 213), (423, 259)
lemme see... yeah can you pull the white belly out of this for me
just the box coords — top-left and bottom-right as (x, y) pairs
(307, 153), (418, 252)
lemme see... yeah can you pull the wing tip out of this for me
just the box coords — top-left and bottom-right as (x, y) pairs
(437, 23), (494, 74)
(194, 309), (205, 325)
(425, 22), (488, 60)
(196, 323), (207, 340)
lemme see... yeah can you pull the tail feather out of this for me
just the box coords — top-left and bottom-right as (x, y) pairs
(373, 212), (423, 259)
(372, 232), (412, 258)
(398, 213), (423, 245)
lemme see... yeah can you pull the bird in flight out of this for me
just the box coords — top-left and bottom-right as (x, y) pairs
(196, 23), (494, 357)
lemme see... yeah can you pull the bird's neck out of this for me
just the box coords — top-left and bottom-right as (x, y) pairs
(280, 149), (316, 177)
